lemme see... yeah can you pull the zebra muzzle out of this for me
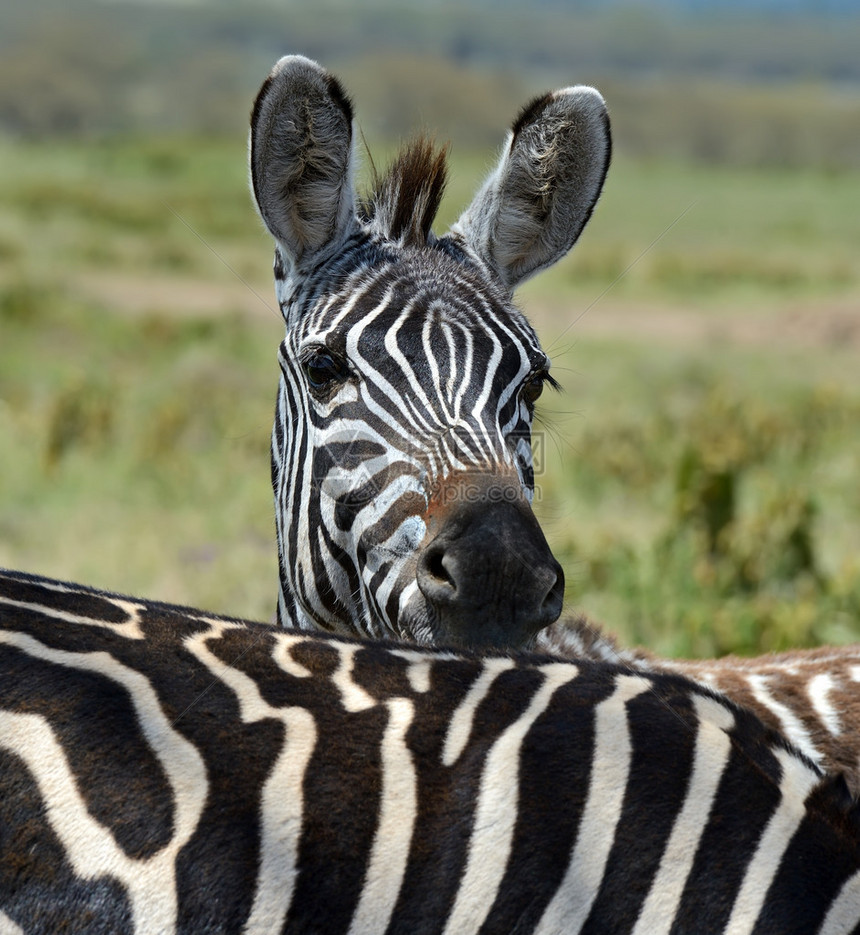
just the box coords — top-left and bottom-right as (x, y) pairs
(416, 482), (564, 649)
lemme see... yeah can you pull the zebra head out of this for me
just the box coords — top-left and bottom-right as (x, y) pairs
(250, 55), (611, 649)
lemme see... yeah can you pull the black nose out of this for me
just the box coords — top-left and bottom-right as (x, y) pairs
(416, 497), (564, 648)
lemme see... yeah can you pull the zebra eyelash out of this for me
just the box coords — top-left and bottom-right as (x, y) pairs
(542, 372), (562, 393)
(521, 369), (561, 408)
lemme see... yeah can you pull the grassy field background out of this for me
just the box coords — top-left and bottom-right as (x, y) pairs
(1, 132), (858, 657)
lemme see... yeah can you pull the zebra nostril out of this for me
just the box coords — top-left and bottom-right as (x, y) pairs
(428, 551), (455, 589)
(418, 546), (458, 603)
(416, 500), (564, 646)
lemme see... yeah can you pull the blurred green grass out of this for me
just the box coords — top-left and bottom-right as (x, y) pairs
(1, 136), (858, 653)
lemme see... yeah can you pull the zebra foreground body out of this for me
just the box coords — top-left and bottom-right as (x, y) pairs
(252, 55), (610, 648)
(2, 570), (860, 935)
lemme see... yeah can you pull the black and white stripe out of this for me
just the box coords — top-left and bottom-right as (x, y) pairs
(251, 55), (611, 649)
(248, 58), (860, 806)
(2, 569), (859, 934)
(538, 618), (860, 796)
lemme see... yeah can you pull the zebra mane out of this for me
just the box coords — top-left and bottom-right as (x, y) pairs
(361, 136), (449, 246)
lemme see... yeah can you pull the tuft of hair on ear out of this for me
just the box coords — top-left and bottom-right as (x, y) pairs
(361, 136), (449, 247)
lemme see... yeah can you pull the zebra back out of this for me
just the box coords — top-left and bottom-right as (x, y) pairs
(540, 617), (860, 797)
(2, 569), (859, 935)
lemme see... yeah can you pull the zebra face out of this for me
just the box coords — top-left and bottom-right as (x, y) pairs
(274, 251), (564, 646)
(252, 56), (611, 649)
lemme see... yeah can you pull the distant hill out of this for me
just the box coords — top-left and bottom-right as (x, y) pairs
(1, 0), (858, 167)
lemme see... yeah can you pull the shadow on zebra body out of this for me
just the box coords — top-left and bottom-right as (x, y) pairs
(1, 569), (859, 935)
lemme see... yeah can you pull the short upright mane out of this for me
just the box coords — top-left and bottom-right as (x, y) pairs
(361, 136), (449, 246)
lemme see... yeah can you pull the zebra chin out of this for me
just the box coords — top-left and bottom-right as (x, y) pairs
(397, 595), (565, 652)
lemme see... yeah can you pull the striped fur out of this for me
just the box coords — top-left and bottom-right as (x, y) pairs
(248, 57), (860, 808)
(2, 569), (860, 934)
(250, 55), (610, 648)
(540, 619), (860, 794)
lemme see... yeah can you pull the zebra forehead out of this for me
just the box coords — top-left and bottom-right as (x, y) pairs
(306, 260), (543, 357)
(300, 237), (529, 318)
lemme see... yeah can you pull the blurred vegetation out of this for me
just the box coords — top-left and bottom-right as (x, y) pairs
(0, 279), (279, 620)
(1, 0), (859, 654)
(0, 132), (858, 653)
(536, 374), (860, 657)
(1, 1), (860, 168)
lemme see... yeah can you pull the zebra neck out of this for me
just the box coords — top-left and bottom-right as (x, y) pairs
(277, 579), (353, 636)
(276, 583), (312, 631)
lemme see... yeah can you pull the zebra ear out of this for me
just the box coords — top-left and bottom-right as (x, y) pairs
(250, 55), (357, 276)
(452, 87), (611, 291)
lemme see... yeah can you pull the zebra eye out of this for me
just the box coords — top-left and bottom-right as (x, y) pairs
(522, 372), (547, 406)
(304, 351), (348, 391)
